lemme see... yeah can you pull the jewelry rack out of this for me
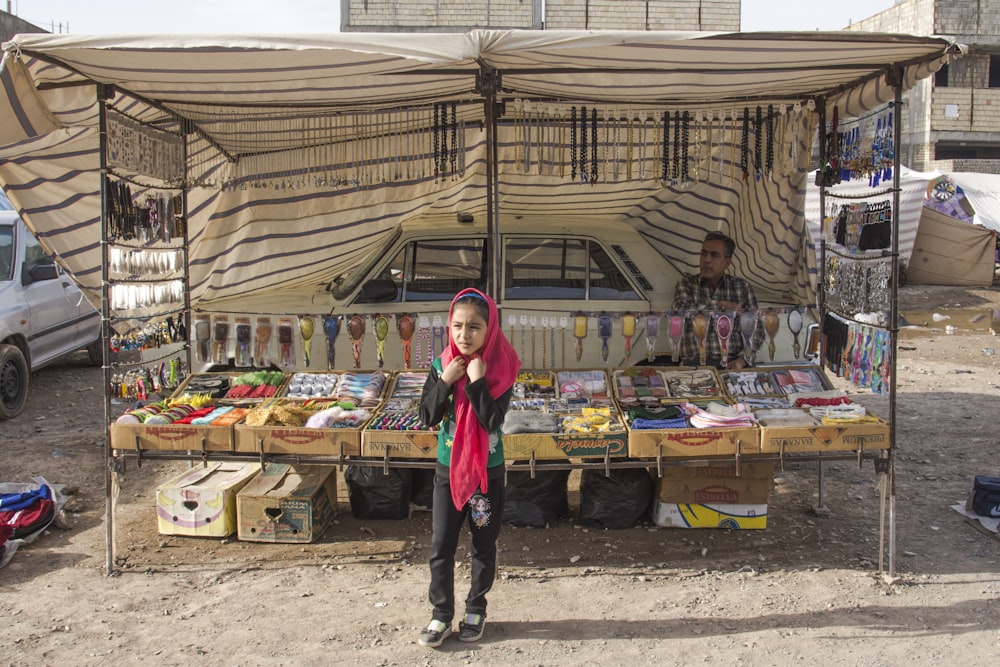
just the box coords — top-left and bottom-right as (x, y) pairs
(816, 73), (904, 579)
(100, 87), (193, 574)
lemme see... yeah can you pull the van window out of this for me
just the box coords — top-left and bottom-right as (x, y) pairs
(355, 237), (487, 303)
(504, 237), (641, 301)
(0, 225), (13, 281)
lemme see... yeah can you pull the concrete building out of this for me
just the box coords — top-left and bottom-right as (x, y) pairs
(1, 8), (46, 42)
(848, 0), (1000, 174)
(340, 0), (740, 32)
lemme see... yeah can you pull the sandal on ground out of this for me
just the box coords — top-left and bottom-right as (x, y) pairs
(459, 613), (486, 642)
(418, 619), (451, 648)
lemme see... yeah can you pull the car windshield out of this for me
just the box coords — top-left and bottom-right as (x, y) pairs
(0, 225), (13, 281)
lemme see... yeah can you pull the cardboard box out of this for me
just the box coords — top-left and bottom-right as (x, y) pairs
(361, 429), (439, 459)
(652, 502), (768, 529)
(759, 419), (889, 454)
(236, 464), (338, 543)
(655, 467), (774, 505)
(628, 426), (759, 458)
(111, 422), (234, 452)
(503, 429), (629, 460)
(234, 423), (362, 456)
(156, 462), (259, 537)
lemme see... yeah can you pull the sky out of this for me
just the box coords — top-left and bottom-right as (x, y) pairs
(9, 1), (900, 35)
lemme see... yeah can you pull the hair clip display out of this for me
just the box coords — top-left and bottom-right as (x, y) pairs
(374, 315), (390, 369)
(212, 315), (229, 365)
(573, 314), (588, 362)
(668, 314), (684, 363)
(621, 313), (636, 363)
(348, 315), (366, 369)
(644, 313), (660, 363)
(739, 309), (758, 354)
(194, 314), (211, 364)
(298, 316), (314, 368)
(787, 308), (804, 358)
(396, 313), (415, 369)
(597, 313), (613, 363)
(235, 316), (252, 367)
(716, 312), (732, 362)
(559, 316), (569, 367)
(254, 316), (272, 368)
(323, 315), (340, 370)
(763, 309), (781, 362)
(277, 317), (296, 369)
(692, 312), (709, 366)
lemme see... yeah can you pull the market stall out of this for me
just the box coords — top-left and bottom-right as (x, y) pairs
(0, 29), (963, 576)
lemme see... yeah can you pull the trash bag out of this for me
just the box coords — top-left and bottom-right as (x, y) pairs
(503, 465), (570, 528)
(410, 467), (435, 511)
(579, 467), (653, 529)
(344, 465), (413, 520)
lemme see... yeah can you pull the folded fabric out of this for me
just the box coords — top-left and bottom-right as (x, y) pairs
(684, 401), (757, 428)
(631, 416), (689, 429)
(502, 410), (560, 434)
(627, 405), (683, 421)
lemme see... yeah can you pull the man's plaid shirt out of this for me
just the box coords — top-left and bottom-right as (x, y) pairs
(672, 273), (766, 367)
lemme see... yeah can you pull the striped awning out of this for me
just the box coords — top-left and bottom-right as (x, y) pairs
(0, 30), (962, 311)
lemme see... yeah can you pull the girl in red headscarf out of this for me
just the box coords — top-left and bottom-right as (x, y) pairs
(417, 288), (520, 648)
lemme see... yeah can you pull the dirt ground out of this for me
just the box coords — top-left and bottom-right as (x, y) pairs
(3, 285), (1000, 666)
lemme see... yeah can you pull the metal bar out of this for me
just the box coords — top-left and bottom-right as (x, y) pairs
(886, 69), (904, 580)
(98, 85), (116, 577)
(112, 450), (877, 470)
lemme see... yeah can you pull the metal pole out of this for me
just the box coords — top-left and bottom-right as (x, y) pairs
(477, 65), (502, 302)
(887, 68), (904, 580)
(97, 84), (115, 575)
(815, 97), (828, 512)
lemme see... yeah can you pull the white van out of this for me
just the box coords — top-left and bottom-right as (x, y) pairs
(0, 209), (102, 419)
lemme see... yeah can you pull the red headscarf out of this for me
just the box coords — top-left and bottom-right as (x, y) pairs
(440, 288), (521, 510)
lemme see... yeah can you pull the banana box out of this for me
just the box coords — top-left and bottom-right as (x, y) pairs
(652, 502), (768, 529)
(156, 462), (259, 537)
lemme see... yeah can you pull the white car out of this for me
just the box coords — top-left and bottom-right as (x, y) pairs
(0, 206), (102, 419)
(308, 215), (812, 370)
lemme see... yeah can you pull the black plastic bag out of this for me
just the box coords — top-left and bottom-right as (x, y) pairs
(579, 467), (653, 529)
(503, 465), (570, 528)
(344, 465), (413, 520)
(410, 467), (435, 510)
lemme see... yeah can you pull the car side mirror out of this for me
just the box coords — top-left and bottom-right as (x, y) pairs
(358, 278), (397, 303)
(22, 262), (58, 285)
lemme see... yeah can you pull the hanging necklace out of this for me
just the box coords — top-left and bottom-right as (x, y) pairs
(661, 110), (669, 181)
(590, 107), (598, 184)
(741, 108), (750, 181)
(571, 106), (578, 182)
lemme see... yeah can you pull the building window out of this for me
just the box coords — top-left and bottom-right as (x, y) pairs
(990, 55), (1000, 88)
(934, 144), (1000, 160)
(934, 63), (949, 88)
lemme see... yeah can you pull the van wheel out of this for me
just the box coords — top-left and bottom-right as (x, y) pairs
(86, 340), (104, 366)
(0, 344), (29, 420)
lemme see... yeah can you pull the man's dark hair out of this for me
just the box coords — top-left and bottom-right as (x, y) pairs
(704, 232), (735, 258)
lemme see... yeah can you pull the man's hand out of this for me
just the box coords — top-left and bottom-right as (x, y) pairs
(716, 299), (741, 311)
(726, 356), (748, 370)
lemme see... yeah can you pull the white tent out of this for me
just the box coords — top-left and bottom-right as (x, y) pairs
(806, 167), (999, 285)
(0, 30), (960, 313)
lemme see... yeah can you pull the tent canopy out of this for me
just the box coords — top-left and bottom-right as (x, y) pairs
(0, 30), (961, 313)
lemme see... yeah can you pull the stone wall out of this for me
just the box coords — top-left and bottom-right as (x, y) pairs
(0, 11), (46, 42)
(342, 0), (739, 32)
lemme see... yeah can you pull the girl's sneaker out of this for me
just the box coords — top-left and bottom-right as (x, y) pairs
(459, 613), (486, 642)
(418, 619), (451, 648)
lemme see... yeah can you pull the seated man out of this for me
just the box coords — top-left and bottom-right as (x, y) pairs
(672, 232), (764, 369)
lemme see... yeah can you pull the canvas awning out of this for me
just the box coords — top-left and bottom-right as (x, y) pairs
(0, 30), (962, 312)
